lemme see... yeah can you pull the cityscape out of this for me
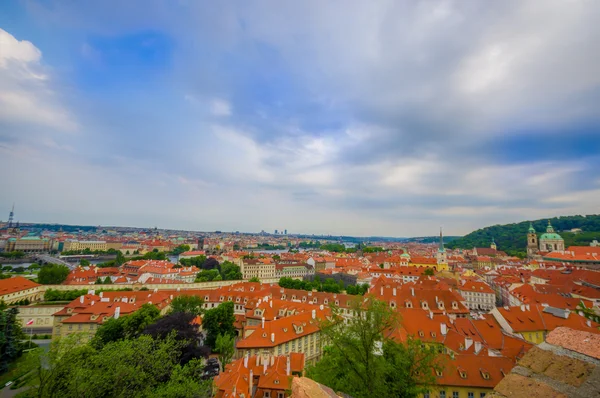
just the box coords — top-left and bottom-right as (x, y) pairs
(2, 1), (600, 398)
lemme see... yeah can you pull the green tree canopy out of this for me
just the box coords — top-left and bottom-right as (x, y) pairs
(26, 333), (212, 398)
(37, 264), (70, 284)
(215, 333), (235, 371)
(219, 261), (242, 280)
(91, 304), (160, 349)
(170, 295), (205, 316)
(307, 297), (440, 398)
(202, 302), (235, 348)
(248, 277), (261, 283)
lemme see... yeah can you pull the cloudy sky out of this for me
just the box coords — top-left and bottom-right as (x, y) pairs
(1, 1), (599, 237)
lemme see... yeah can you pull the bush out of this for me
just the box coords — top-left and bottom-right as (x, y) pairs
(32, 334), (39, 340)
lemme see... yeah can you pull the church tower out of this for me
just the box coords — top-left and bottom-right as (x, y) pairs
(436, 227), (448, 269)
(527, 222), (538, 258)
(490, 237), (497, 251)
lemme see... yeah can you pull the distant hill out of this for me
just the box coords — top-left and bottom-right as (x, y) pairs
(446, 215), (600, 258)
(404, 236), (461, 244)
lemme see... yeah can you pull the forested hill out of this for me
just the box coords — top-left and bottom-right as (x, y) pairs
(446, 215), (600, 258)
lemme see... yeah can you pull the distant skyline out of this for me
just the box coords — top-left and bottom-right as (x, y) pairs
(1, 1), (599, 237)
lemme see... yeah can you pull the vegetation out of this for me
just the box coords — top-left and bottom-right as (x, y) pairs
(214, 333), (235, 371)
(37, 264), (70, 285)
(447, 214), (600, 257)
(0, 305), (25, 374)
(248, 277), (260, 283)
(91, 304), (161, 349)
(170, 244), (191, 256)
(202, 302), (236, 347)
(278, 276), (370, 295)
(43, 288), (134, 302)
(307, 297), (440, 398)
(194, 260), (242, 282)
(180, 255), (207, 268)
(0, 251), (26, 259)
(21, 333), (212, 398)
(95, 251), (126, 268)
(362, 246), (386, 253)
(169, 295), (205, 316)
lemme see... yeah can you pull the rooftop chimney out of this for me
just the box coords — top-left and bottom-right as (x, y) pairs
(520, 304), (526, 312)
(256, 355), (259, 367)
(270, 300), (273, 308)
(262, 317), (265, 329)
(441, 323), (448, 336)
(411, 287), (415, 296)
(474, 341), (482, 354)
(249, 369), (253, 395)
(271, 333), (275, 343)
(80, 296), (84, 304)
(393, 288), (397, 296)
(380, 286), (384, 296)
(286, 355), (291, 376)
(263, 356), (267, 373)
(244, 353), (249, 368)
(312, 309), (316, 319)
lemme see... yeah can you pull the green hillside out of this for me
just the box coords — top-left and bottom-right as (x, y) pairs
(446, 215), (600, 258)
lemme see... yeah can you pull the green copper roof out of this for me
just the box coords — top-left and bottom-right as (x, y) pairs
(528, 222), (536, 233)
(540, 233), (563, 240)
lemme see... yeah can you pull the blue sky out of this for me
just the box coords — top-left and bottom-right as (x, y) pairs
(1, 0), (599, 237)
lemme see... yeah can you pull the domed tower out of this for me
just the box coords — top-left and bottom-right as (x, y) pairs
(539, 220), (564, 252)
(490, 237), (497, 251)
(527, 222), (538, 257)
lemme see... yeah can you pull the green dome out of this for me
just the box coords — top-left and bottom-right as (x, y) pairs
(540, 233), (563, 240)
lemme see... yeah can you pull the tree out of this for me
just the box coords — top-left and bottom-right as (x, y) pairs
(202, 257), (219, 270)
(0, 307), (24, 373)
(170, 295), (205, 316)
(91, 304), (160, 348)
(219, 261), (242, 280)
(202, 302), (235, 347)
(306, 297), (439, 398)
(248, 277), (261, 283)
(143, 312), (210, 364)
(272, 254), (281, 261)
(37, 264), (70, 284)
(95, 277), (103, 284)
(423, 268), (435, 276)
(28, 333), (212, 398)
(195, 269), (220, 282)
(80, 259), (91, 267)
(171, 244), (191, 256)
(215, 333), (235, 371)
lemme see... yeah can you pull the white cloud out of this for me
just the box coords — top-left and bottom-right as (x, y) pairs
(210, 99), (231, 116)
(0, 28), (76, 132)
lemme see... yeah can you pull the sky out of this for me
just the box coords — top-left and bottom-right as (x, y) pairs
(0, 0), (599, 237)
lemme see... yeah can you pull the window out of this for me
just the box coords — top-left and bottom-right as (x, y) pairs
(264, 392), (270, 398)
(424, 392), (430, 398)
(278, 393), (285, 398)
(468, 393), (474, 398)
(440, 392), (446, 398)
(480, 394), (486, 398)
(452, 392), (459, 398)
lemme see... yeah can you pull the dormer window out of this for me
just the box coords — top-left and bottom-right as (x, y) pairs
(419, 331), (425, 337)
(481, 371), (490, 380)
(431, 332), (436, 338)
(281, 294), (286, 300)
(274, 380), (279, 385)
(452, 302), (458, 309)
(436, 370), (443, 377)
(335, 300), (339, 306)
(302, 297), (306, 302)
(421, 301), (428, 309)
(324, 299), (329, 305)
(236, 297), (240, 303)
(459, 371), (467, 379)
(220, 296), (224, 301)
(204, 296), (209, 301)
(390, 301), (396, 309)
(406, 301), (413, 308)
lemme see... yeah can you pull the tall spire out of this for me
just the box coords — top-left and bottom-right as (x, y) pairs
(7, 203), (14, 228)
(438, 227), (445, 252)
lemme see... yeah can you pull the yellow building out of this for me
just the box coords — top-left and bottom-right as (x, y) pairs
(17, 304), (65, 334)
(5, 236), (51, 253)
(0, 277), (43, 304)
(62, 240), (108, 252)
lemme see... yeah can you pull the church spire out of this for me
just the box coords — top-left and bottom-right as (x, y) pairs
(438, 227), (445, 252)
